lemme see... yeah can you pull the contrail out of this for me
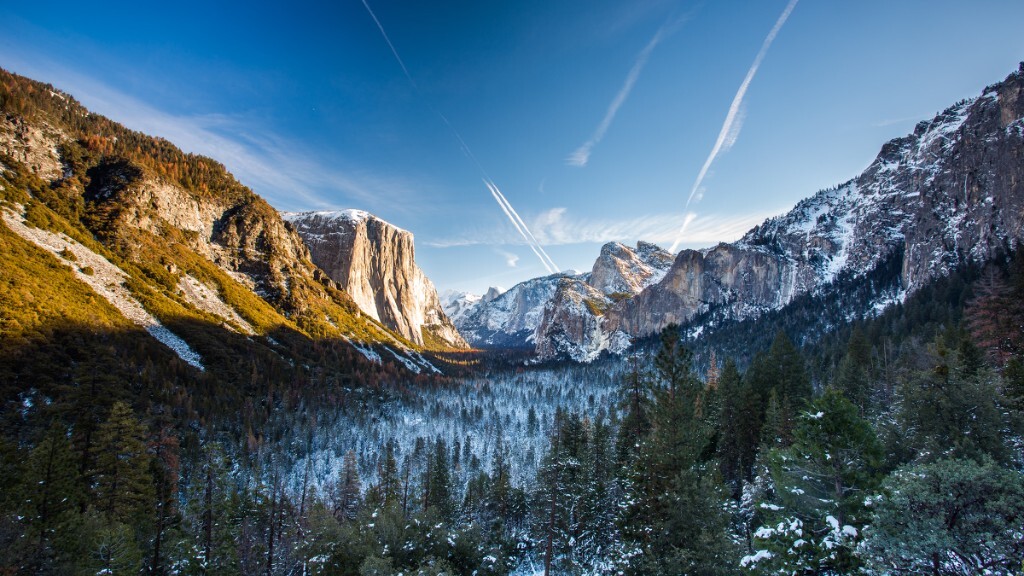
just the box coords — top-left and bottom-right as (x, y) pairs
(670, 0), (799, 252)
(568, 23), (670, 167)
(486, 180), (559, 273)
(360, 0), (559, 273)
(360, 0), (417, 89)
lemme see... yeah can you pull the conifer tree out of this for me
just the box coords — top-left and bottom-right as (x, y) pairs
(835, 326), (872, 412)
(183, 441), (238, 575)
(23, 424), (84, 572)
(621, 331), (735, 574)
(91, 402), (154, 527)
(746, 389), (882, 574)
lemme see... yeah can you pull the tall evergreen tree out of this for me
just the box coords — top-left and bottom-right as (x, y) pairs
(22, 424), (85, 573)
(746, 389), (882, 575)
(90, 402), (154, 527)
(621, 331), (736, 575)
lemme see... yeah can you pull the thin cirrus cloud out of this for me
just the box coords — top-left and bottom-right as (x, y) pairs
(426, 207), (776, 249)
(495, 249), (520, 268)
(670, 0), (799, 252)
(567, 19), (675, 168)
(0, 53), (427, 215)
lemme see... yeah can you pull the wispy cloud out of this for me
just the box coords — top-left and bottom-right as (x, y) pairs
(427, 207), (776, 249)
(0, 55), (427, 215)
(567, 20), (674, 167)
(671, 0), (799, 251)
(871, 114), (923, 128)
(495, 248), (520, 268)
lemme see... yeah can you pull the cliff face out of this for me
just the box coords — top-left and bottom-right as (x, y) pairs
(450, 242), (673, 356)
(453, 272), (573, 349)
(589, 241), (674, 296)
(602, 64), (1024, 345)
(0, 67), (444, 375)
(462, 64), (1024, 361)
(283, 211), (467, 349)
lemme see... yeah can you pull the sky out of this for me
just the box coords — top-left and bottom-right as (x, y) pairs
(2, 1), (1023, 295)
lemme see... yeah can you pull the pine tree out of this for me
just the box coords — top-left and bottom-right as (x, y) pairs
(375, 440), (400, 509)
(746, 389), (882, 574)
(861, 457), (1024, 574)
(90, 402), (154, 527)
(183, 441), (238, 575)
(716, 358), (753, 497)
(22, 424), (85, 572)
(835, 325), (872, 412)
(616, 355), (652, 468)
(148, 425), (180, 576)
(425, 437), (453, 521)
(621, 332), (736, 574)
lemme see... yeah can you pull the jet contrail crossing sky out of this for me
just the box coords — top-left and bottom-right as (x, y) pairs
(671, 0), (799, 252)
(360, 0), (559, 274)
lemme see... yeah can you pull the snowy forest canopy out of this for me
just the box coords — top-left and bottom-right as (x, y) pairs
(2, 257), (1024, 575)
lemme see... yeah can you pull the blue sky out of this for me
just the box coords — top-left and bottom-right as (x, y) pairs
(2, 1), (1023, 294)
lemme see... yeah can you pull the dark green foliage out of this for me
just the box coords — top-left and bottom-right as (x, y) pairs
(621, 329), (737, 574)
(747, 389), (882, 574)
(862, 458), (1024, 574)
(893, 337), (1009, 465)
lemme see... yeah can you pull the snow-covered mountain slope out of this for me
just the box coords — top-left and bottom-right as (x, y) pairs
(441, 289), (486, 326)
(453, 272), (580, 349)
(451, 242), (673, 355)
(531, 242), (673, 361)
(283, 211), (467, 349)
(609, 64), (1024, 344)
(588, 241), (674, 296)
(480, 63), (1024, 361)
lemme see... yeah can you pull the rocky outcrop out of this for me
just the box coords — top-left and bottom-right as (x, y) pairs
(452, 272), (574, 349)
(534, 277), (614, 362)
(465, 64), (1024, 361)
(452, 242), (673, 354)
(283, 211), (467, 348)
(607, 63), (1024, 341)
(589, 241), (673, 296)
(531, 242), (673, 359)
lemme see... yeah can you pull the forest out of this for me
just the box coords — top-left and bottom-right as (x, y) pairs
(2, 251), (1023, 575)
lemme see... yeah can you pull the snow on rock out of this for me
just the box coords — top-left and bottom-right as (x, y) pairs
(177, 274), (255, 334)
(2, 206), (204, 370)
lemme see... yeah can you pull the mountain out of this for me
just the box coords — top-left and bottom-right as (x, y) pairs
(283, 210), (467, 349)
(0, 67), (447, 378)
(450, 241), (673, 356)
(608, 63), (1024, 340)
(477, 63), (1024, 361)
(452, 272), (576, 349)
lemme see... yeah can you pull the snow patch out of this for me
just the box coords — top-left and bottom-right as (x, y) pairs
(2, 207), (204, 370)
(177, 275), (255, 334)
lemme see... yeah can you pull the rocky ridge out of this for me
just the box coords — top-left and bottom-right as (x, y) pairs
(606, 63), (1024, 346)
(454, 64), (1024, 361)
(0, 67), (449, 375)
(450, 241), (673, 358)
